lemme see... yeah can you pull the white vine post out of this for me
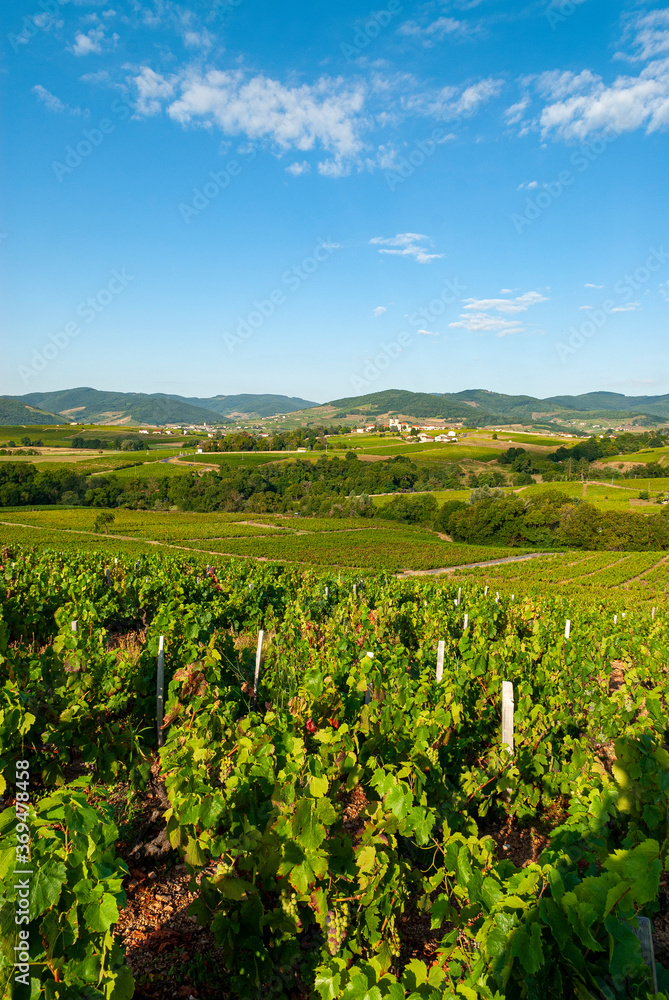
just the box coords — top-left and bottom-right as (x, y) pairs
(156, 635), (165, 748)
(436, 640), (445, 683)
(325, 586), (329, 599)
(652, 607), (656, 620)
(484, 586), (489, 596)
(253, 630), (264, 698)
(353, 584), (357, 598)
(457, 587), (462, 606)
(365, 651), (373, 703)
(463, 614), (469, 630)
(501, 681), (514, 754)
(614, 614), (618, 625)
(565, 619), (571, 640)
(71, 620), (78, 632)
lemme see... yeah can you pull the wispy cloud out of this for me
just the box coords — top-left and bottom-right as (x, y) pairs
(449, 289), (548, 336)
(397, 16), (465, 45)
(461, 290), (549, 314)
(33, 85), (83, 115)
(369, 232), (444, 264)
(585, 282), (604, 288)
(450, 313), (524, 335)
(372, 305), (386, 316)
(617, 9), (669, 62)
(609, 301), (641, 313)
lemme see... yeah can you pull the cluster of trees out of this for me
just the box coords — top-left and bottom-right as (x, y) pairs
(0, 464), (89, 507)
(0, 455), (462, 515)
(199, 426), (348, 453)
(374, 486), (669, 550)
(71, 436), (146, 451)
(444, 488), (669, 550)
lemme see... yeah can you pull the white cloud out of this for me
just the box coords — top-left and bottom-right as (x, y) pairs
(450, 289), (548, 337)
(133, 67), (177, 116)
(369, 232), (444, 264)
(536, 58), (669, 139)
(610, 301), (641, 312)
(372, 305), (386, 317)
(462, 290), (549, 314)
(403, 77), (504, 120)
(417, 328), (438, 335)
(449, 313), (524, 336)
(164, 70), (365, 163)
(585, 282), (604, 288)
(504, 97), (530, 125)
(517, 180), (538, 190)
(183, 29), (214, 51)
(286, 160), (310, 175)
(398, 16), (464, 44)
(618, 9), (669, 62)
(500, 288), (513, 294)
(33, 85), (82, 115)
(71, 27), (105, 56)
(579, 305), (593, 310)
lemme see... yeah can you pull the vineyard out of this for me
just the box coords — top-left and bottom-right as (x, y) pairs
(0, 511), (529, 574)
(0, 541), (668, 999)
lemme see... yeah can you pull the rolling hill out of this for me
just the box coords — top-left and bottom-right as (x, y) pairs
(3, 386), (669, 428)
(0, 398), (63, 425)
(4, 389), (317, 425)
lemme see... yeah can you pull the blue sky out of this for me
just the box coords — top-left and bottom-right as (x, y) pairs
(2, 0), (668, 403)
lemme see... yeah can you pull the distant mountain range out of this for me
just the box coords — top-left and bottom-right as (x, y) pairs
(2, 388), (318, 426)
(323, 389), (669, 426)
(1, 386), (668, 428)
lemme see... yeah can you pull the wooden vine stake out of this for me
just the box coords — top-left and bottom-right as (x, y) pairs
(436, 640), (445, 683)
(652, 606), (656, 620)
(325, 586), (329, 599)
(105, 567), (112, 587)
(463, 614), (469, 630)
(156, 635), (165, 748)
(253, 630), (264, 699)
(565, 619), (571, 640)
(71, 620), (78, 632)
(630, 916), (658, 993)
(457, 587), (462, 606)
